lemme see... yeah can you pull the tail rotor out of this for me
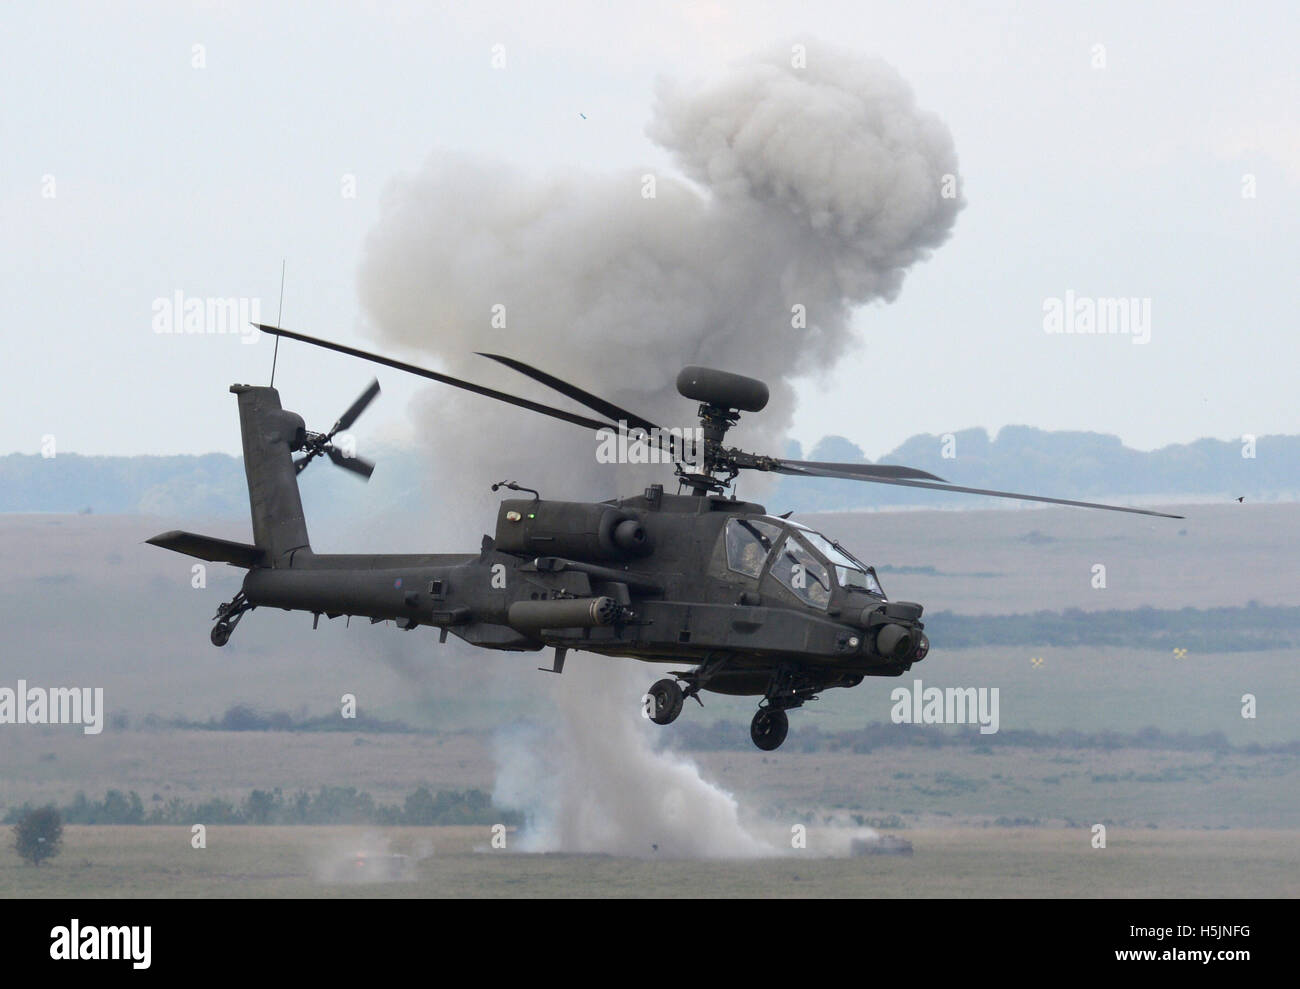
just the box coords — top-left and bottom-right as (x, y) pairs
(293, 378), (380, 480)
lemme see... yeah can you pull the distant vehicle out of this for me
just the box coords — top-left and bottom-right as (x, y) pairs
(149, 324), (1181, 751)
(327, 850), (410, 883)
(852, 835), (913, 857)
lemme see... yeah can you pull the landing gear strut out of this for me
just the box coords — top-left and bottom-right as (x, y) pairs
(643, 661), (834, 752)
(746, 665), (831, 751)
(645, 658), (723, 728)
(210, 591), (252, 648)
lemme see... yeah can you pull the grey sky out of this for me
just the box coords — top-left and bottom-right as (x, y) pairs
(3, 1), (1296, 459)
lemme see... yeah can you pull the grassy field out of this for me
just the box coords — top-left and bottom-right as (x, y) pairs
(5, 726), (1298, 830)
(2, 507), (1296, 897)
(4, 825), (1296, 898)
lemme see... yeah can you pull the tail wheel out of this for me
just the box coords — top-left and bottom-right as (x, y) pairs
(648, 679), (684, 725)
(750, 707), (788, 751)
(210, 622), (231, 647)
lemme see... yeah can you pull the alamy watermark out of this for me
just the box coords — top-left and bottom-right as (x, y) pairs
(1043, 290), (1150, 344)
(0, 681), (104, 735)
(151, 291), (261, 342)
(50, 920), (150, 969)
(889, 678), (1000, 734)
(596, 421), (704, 468)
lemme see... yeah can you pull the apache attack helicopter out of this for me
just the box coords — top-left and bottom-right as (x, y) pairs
(148, 324), (1182, 750)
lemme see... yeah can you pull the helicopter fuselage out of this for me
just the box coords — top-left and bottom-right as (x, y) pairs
(236, 485), (930, 698)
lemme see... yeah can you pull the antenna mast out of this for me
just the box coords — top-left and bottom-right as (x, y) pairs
(269, 259), (286, 387)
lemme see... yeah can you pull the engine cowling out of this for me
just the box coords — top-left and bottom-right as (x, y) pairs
(494, 500), (653, 561)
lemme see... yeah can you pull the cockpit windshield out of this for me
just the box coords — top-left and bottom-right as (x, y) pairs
(770, 533), (832, 608)
(769, 518), (885, 596)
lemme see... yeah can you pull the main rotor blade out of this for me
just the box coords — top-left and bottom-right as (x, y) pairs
(476, 353), (665, 435)
(774, 459), (947, 482)
(333, 378), (381, 435)
(478, 352), (692, 460)
(255, 325), (618, 434)
(326, 445), (376, 480)
(778, 465), (1184, 518)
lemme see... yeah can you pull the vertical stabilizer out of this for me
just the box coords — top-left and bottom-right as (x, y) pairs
(230, 384), (310, 566)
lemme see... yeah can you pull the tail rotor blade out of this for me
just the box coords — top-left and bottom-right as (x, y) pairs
(332, 378), (381, 436)
(326, 445), (376, 480)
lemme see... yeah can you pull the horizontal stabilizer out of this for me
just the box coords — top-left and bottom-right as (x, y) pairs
(146, 530), (265, 568)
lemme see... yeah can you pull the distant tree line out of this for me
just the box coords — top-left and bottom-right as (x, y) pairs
(923, 603), (1300, 652)
(162, 705), (416, 733)
(1, 786), (523, 827)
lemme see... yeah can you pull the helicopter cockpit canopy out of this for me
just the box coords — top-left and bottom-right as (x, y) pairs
(723, 516), (885, 604)
(784, 520), (885, 597)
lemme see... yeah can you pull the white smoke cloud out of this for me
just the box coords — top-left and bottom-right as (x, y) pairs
(357, 40), (963, 515)
(648, 45), (962, 301)
(492, 663), (774, 859)
(356, 41), (962, 858)
(488, 663), (891, 860)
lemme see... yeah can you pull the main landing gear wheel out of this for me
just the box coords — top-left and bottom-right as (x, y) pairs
(210, 622), (232, 647)
(750, 707), (788, 751)
(648, 679), (684, 725)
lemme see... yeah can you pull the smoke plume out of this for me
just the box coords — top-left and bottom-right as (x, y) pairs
(492, 662), (774, 858)
(358, 40), (963, 513)
(356, 42), (962, 856)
